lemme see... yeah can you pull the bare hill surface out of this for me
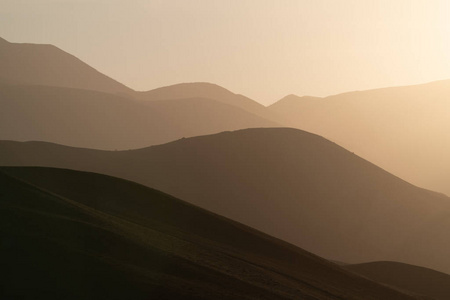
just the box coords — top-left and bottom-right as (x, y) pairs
(347, 261), (450, 300)
(0, 167), (420, 300)
(2, 128), (450, 274)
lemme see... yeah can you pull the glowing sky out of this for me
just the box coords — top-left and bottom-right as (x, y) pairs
(1, 0), (450, 104)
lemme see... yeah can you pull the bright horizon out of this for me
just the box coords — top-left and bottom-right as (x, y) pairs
(1, 0), (450, 105)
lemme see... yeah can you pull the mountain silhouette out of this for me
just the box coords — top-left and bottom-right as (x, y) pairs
(0, 37), (131, 94)
(0, 82), (278, 149)
(0, 167), (420, 300)
(270, 80), (450, 196)
(2, 128), (449, 275)
(346, 261), (450, 300)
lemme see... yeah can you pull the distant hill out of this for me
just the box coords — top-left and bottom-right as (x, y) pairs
(2, 128), (450, 275)
(269, 80), (450, 196)
(0, 83), (278, 149)
(0, 167), (419, 300)
(0, 37), (131, 94)
(137, 82), (279, 122)
(346, 261), (450, 300)
(0, 38), (284, 149)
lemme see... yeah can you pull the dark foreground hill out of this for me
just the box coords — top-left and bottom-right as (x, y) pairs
(346, 261), (450, 300)
(1, 128), (450, 275)
(0, 167), (419, 300)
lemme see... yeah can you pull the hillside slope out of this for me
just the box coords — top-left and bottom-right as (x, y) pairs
(269, 80), (450, 196)
(1, 128), (450, 274)
(0, 37), (131, 94)
(346, 261), (450, 300)
(0, 167), (420, 300)
(138, 82), (278, 122)
(0, 83), (278, 149)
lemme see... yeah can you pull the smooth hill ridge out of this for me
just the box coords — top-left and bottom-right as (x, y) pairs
(139, 82), (262, 110)
(346, 261), (450, 300)
(0, 38), (282, 149)
(1, 128), (450, 274)
(0, 37), (277, 119)
(269, 80), (450, 196)
(0, 83), (278, 150)
(0, 167), (420, 300)
(137, 82), (278, 122)
(0, 37), (131, 94)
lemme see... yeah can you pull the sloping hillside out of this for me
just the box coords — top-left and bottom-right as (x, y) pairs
(269, 80), (450, 196)
(0, 167), (419, 300)
(1, 128), (450, 274)
(347, 261), (450, 300)
(0, 83), (278, 149)
(0, 37), (131, 94)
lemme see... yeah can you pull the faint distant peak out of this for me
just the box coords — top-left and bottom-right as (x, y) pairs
(139, 81), (268, 114)
(270, 94), (321, 108)
(144, 82), (235, 96)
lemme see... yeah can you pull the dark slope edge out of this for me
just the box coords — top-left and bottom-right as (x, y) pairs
(0, 167), (420, 300)
(346, 261), (450, 300)
(0, 83), (278, 150)
(1, 128), (449, 275)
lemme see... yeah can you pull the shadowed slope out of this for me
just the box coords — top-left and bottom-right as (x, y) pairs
(0, 83), (278, 149)
(0, 38), (131, 94)
(0, 167), (420, 300)
(346, 261), (450, 300)
(1, 128), (450, 274)
(269, 80), (450, 196)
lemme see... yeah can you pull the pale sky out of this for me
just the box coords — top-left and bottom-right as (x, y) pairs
(1, 0), (450, 104)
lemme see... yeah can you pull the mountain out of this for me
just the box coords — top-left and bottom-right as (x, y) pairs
(0, 167), (420, 300)
(0, 83), (278, 149)
(137, 82), (278, 122)
(0, 37), (131, 94)
(346, 261), (450, 300)
(269, 80), (450, 196)
(2, 128), (450, 274)
(0, 38), (284, 149)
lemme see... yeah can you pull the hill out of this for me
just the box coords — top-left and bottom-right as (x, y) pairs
(1, 128), (450, 274)
(0, 83), (278, 149)
(0, 37), (131, 94)
(269, 80), (450, 196)
(0, 167), (420, 299)
(346, 261), (450, 300)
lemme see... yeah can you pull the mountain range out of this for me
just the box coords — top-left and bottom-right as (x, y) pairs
(2, 128), (449, 275)
(1, 37), (449, 195)
(269, 82), (450, 196)
(2, 36), (450, 298)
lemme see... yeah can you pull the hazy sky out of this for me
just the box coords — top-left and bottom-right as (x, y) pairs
(1, 0), (450, 104)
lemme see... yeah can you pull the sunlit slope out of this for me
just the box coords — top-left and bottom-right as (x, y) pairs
(0, 167), (419, 300)
(270, 80), (450, 196)
(2, 128), (450, 274)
